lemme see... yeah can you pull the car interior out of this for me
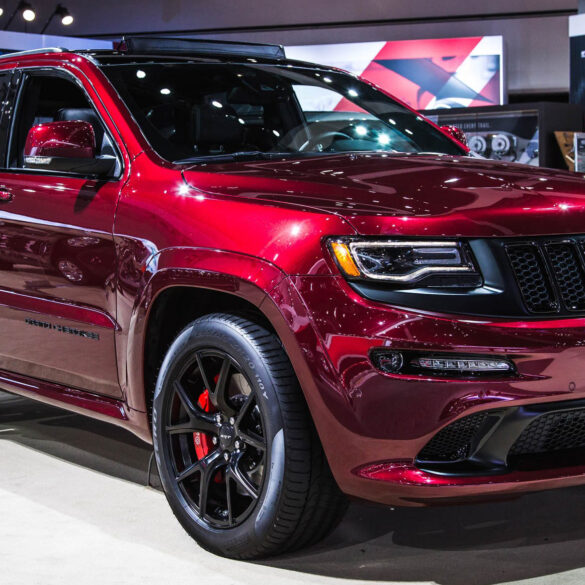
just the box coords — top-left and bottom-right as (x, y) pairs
(10, 74), (119, 174)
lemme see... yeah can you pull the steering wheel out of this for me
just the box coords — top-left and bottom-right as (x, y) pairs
(299, 130), (353, 152)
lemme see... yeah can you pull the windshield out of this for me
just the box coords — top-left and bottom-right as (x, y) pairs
(102, 62), (465, 163)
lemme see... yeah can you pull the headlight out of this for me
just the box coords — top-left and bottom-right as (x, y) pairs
(328, 238), (480, 286)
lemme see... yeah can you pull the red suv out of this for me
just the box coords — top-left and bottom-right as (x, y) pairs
(2, 36), (585, 558)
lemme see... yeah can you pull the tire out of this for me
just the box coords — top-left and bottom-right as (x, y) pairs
(152, 313), (347, 559)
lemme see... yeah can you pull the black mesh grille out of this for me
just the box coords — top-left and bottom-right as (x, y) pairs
(509, 409), (585, 456)
(505, 239), (585, 314)
(417, 412), (488, 462)
(505, 244), (556, 313)
(545, 243), (585, 311)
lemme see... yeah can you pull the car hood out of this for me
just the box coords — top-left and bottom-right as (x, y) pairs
(182, 153), (585, 237)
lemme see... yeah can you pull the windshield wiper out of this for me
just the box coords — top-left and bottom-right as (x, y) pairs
(174, 151), (298, 164)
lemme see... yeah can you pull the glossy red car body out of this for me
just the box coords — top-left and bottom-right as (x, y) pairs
(3, 48), (585, 508)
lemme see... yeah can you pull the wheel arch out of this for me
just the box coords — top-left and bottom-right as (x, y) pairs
(121, 246), (288, 421)
(120, 246), (358, 497)
(142, 285), (278, 422)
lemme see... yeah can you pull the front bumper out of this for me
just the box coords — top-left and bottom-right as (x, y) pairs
(352, 460), (585, 506)
(273, 273), (585, 506)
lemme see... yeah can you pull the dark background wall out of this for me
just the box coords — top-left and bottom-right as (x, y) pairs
(4, 0), (578, 96)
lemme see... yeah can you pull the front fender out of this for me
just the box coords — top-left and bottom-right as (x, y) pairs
(120, 246), (285, 413)
(118, 246), (373, 496)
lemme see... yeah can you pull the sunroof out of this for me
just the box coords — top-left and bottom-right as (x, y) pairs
(118, 36), (285, 60)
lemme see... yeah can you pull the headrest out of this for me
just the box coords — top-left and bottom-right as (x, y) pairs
(228, 86), (288, 105)
(57, 108), (104, 146)
(193, 104), (244, 153)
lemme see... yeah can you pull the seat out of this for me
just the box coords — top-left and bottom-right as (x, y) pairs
(57, 108), (103, 145)
(192, 101), (245, 155)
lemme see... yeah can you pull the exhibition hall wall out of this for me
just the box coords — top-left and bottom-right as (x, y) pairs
(48, 0), (576, 97)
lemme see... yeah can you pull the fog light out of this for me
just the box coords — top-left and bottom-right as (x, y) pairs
(371, 349), (515, 377)
(411, 357), (512, 372)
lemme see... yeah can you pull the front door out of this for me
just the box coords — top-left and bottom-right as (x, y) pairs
(0, 69), (123, 397)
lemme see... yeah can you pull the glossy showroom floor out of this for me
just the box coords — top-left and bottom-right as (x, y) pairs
(2, 390), (585, 585)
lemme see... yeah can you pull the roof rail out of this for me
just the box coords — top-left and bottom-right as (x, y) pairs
(0, 47), (66, 60)
(117, 36), (285, 60)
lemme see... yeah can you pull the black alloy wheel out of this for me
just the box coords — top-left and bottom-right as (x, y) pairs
(152, 313), (347, 559)
(163, 349), (266, 528)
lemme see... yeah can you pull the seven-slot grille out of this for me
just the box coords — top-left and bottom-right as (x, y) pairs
(505, 240), (585, 314)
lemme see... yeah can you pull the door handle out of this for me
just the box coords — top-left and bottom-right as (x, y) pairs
(0, 190), (13, 203)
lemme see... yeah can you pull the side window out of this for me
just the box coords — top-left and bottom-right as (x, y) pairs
(0, 70), (14, 165)
(9, 73), (118, 173)
(0, 71), (11, 113)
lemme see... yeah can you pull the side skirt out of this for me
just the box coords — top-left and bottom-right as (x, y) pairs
(0, 368), (151, 443)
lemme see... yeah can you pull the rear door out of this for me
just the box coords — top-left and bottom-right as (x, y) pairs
(0, 67), (123, 397)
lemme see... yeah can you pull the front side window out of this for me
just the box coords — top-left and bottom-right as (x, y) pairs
(102, 62), (465, 163)
(9, 73), (118, 172)
(0, 70), (14, 164)
(0, 70), (12, 111)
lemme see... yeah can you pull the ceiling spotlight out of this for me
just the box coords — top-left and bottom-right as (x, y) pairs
(3, 1), (35, 29)
(0, 9), (4, 17)
(22, 4), (35, 21)
(56, 4), (73, 25)
(41, 4), (74, 33)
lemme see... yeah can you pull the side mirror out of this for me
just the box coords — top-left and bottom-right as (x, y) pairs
(23, 120), (115, 176)
(441, 125), (468, 147)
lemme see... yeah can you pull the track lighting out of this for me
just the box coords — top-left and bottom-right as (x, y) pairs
(56, 4), (72, 26)
(22, 4), (34, 21)
(41, 4), (74, 33)
(3, 1), (35, 29)
(2, 2), (74, 33)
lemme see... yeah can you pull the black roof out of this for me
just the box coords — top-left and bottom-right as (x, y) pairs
(117, 36), (286, 60)
(0, 36), (334, 72)
(78, 36), (333, 70)
(84, 50), (288, 66)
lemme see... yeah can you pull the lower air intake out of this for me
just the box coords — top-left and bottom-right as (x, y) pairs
(417, 412), (488, 462)
(509, 409), (585, 456)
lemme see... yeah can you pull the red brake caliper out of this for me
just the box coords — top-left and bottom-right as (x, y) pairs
(193, 389), (214, 459)
(193, 376), (224, 483)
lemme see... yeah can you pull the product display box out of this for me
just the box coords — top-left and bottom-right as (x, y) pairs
(424, 103), (585, 169)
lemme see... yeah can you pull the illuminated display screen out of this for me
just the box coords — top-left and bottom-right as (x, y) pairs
(286, 36), (504, 110)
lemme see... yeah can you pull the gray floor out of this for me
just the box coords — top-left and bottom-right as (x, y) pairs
(2, 391), (585, 585)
